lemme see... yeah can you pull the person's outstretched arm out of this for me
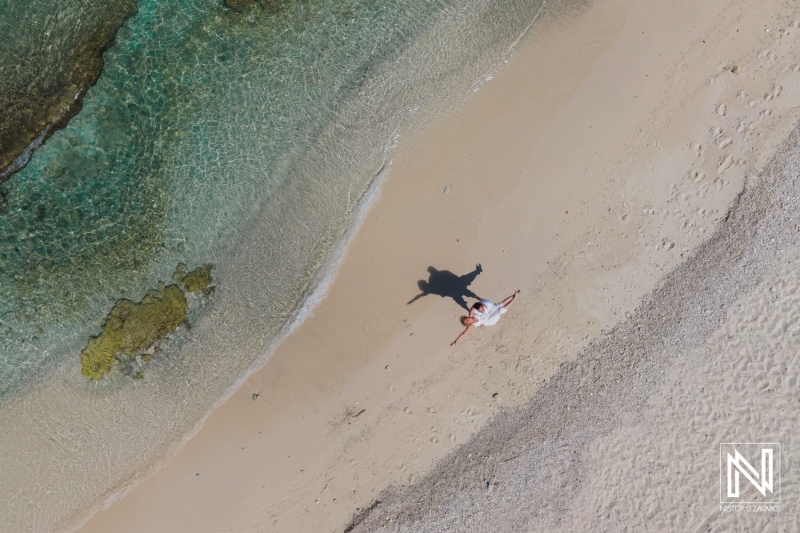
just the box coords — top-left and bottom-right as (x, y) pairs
(451, 324), (472, 346)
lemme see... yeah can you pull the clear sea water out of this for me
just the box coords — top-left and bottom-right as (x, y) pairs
(0, 0), (552, 530)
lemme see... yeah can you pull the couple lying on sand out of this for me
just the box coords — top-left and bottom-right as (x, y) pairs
(451, 289), (520, 346)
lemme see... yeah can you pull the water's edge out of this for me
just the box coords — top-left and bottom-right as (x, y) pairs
(61, 2), (554, 529)
(0, 0), (568, 531)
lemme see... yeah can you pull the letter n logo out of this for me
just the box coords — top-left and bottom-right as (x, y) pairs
(720, 443), (780, 504)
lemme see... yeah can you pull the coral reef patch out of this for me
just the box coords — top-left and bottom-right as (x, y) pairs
(80, 264), (215, 380)
(177, 263), (215, 295)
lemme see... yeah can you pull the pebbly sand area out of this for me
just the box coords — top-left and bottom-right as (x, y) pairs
(75, 0), (800, 531)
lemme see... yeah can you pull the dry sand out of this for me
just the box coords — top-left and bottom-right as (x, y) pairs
(74, 0), (800, 531)
(344, 112), (800, 533)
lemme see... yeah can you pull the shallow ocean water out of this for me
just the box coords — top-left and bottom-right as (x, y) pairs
(0, 0), (137, 178)
(0, 0), (456, 397)
(0, 0), (555, 530)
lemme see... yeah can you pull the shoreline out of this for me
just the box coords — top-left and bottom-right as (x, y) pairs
(3, 2), (567, 531)
(74, 0), (800, 531)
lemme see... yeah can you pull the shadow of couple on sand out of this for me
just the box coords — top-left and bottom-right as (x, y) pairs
(407, 264), (483, 311)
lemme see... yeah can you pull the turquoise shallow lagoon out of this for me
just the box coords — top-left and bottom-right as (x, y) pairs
(0, 0), (456, 396)
(0, 0), (552, 530)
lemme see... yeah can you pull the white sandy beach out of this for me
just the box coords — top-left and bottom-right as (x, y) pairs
(71, 0), (800, 531)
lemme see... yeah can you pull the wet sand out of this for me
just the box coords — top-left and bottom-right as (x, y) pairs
(73, 0), (800, 531)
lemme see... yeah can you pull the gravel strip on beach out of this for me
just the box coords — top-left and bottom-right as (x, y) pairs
(344, 122), (800, 532)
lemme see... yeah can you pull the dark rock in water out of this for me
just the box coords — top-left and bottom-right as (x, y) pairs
(257, 0), (283, 13)
(172, 262), (187, 284)
(181, 263), (215, 295)
(81, 263), (216, 380)
(224, 0), (282, 12)
(81, 283), (187, 380)
(224, 0), (255, 8)
(0, 0), (139, 182)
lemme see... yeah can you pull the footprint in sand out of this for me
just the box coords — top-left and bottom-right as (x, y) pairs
(680, 219), (697, 233)
(716, 104), (727, 116)
(688, 170), (705, 183)
(739, 121), (758, 142)
(717, 136), (732, 149)
(690, 141), (704, 157)
(620, 201), (631, 222)
(759, 49), (777, 63)
(717, 154), (733, 174)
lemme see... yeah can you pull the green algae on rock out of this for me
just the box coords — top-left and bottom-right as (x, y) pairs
(224, 0), (255, 8)
(80, 283), (187, 380)
(224, 0), (282, 12)
(81, 264), (216, 380)
(179, 263), (215, 296)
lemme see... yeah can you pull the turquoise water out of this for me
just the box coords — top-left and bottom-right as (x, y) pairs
(0, 0), (136, 178)
(0, 0), (552, 530)
(0, 0), (454, 396)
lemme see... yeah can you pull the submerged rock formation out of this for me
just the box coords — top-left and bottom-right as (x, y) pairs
(223, 0), (282, 13)
(80, 284), (187, 380)
(176, 263), (216, 295)
(224, 0), (255, 8)
(80, 264), (215, 380)
(0, 0), (138, 181)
